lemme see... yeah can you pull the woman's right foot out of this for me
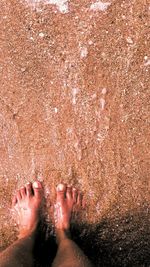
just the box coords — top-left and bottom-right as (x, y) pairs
(54, 183), (83, 243)
(12, 181), (43, 239)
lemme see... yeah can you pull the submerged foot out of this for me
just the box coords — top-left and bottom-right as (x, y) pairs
(54, 183), (83, 243)
(12, 181), (43, 239)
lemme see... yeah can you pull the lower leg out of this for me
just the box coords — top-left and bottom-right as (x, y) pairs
(52, 231), (93, 267)
(0, 181), (44, 267)
(0, 234), (35, 267)
(52, 184), (93, 267)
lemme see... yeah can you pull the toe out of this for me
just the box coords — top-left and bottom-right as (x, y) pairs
(26, 182), (33, 197)
(20, 187), (26, 198)
(16, 190), (22, 201)
(72, 188), (78, 203)
(66, 186), (72, 200)
(56, 183), (67, 203)
(77, 192), (83, 207)
(32, 181), (43, 198)
(12, 195), (17, 207)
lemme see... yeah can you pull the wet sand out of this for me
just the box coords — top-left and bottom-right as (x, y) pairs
(0, 0), (149, 266)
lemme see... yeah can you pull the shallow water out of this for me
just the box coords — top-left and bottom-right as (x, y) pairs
(0, 0), (149, 266)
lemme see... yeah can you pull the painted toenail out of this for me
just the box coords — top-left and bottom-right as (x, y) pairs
(33, 181), (42, 189)
(57, 184), (64, 191)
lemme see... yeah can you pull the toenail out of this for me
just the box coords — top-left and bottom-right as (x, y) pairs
(73, 188), (77, 191)
(33, 181), (42, 189)
(57, 184), (64, 191)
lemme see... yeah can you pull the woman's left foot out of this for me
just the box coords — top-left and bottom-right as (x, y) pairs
(12, 181), (43, 239)
(54, 183), (83, 244)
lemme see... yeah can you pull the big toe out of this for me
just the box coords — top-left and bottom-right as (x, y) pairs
(56, 183), (66, 203)
(32, 181), (43, 198)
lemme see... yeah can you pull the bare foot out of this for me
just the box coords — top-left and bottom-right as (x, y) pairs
(54, 183), (83, 243)
(12, 181), (43, 239)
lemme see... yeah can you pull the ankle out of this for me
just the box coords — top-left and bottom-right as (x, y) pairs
(56, 229), (71, 244)
(18, 228), (37, 240)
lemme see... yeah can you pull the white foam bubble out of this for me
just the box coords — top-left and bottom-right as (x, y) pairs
(72, 87), (79, 105)
(88, 40), (93, 45)
(39, 32), (45, 38)
(80, 46), (88, 58)
(100, 98), (106, 110)
(46, 0), (69, 13)
(90, 1), (111, 12)
(101, 88), (107, 95)
(126, 36), (133, 44)
(24, 0), (69, 13)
